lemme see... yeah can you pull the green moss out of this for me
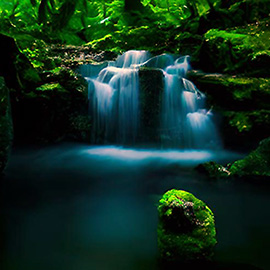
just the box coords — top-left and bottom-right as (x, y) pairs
(36, 83), (66, 92)
(202, 20), (270, 73)
(229, 137), (270, 177)
(158, 189), (217, 262)
(197, 138), (270, 179)
(224, 110), (270, 133)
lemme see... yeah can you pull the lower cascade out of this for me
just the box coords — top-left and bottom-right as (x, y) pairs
(79, 50), (221, 149)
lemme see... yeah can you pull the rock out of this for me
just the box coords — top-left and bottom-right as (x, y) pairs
(229, 137), (270, 178)
(138, 67), (164, 143)
(158, 189), (217, 262)
(12, 67), (89, 143)
(188, 70), (270, 149)
(196, 161), (230, 179)
(0, 77), (13, 173)
(197, 137), (270, 180)
(199, 21), (270, 74)
(0, 33), (41, 91)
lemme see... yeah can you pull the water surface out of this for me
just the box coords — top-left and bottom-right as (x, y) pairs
(1, 143), (269, 270)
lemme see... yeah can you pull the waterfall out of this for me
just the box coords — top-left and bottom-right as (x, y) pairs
(79, 50), (221, 149)
(80, 50), (149, 144)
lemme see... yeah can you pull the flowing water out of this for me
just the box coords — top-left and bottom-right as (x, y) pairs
(79, 51), (221, 148)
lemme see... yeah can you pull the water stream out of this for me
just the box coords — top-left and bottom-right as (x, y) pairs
(79, 50), (221, 148)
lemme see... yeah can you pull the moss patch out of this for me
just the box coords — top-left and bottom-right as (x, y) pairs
(200, 20), (270, 74)
(158, 189), (217, 262)
(198, 137), (270, 179)
(229, 137), (270, 177)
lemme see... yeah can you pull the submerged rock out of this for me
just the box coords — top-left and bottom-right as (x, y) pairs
(0, 77), (13, 173)
(158, 189), (217, 262)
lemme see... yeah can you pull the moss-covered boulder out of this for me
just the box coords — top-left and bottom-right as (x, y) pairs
(0, 77), (13, 173)
(158, 189), (217, 262)
(229, 137), (270, 178)
(198, 137), (270, 180)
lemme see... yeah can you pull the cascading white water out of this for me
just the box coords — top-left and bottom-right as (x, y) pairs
(80, 50), (149, 144)
(160, 56), (221, 149)
(79, 50), (221, 149)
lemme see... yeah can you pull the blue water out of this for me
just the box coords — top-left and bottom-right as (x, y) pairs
(0, 143), (269, 270)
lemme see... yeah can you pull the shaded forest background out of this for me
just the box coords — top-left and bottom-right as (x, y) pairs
(1, 0), (270, 58)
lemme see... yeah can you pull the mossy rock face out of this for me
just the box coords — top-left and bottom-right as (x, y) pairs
(200, 20), (270, 74)
(188, 71), (270, 110)
(12, 67), (89, 143)
(188, 71), (270, 149)
(158, 189), (217, 262)
(198, 137), (270, 179)
(0, 77), (13, 173)
(229, 137), (270, 178)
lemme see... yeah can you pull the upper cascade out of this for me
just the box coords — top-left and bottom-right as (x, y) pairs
(79, 50), (221, 149)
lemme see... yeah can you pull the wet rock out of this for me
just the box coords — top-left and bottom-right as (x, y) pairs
(188, 70), (270, 149)
(0, 77), (13, 173)
(229, 137), (270, 178)
(196, 161), (230, 179)
(138, 67), (164, 143)
(158, 189), (217, 262)
(197, 137), (270, 180)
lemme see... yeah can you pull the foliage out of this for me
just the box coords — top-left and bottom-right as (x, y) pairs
(2, 0), (269, 54)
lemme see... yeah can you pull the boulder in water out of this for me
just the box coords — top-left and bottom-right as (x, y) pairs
(158, 189), (217, 262)
(229, 137), (270, 178)
(0, 77), (13, 173)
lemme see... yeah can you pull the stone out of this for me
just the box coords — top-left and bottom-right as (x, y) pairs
(158, 189), (217, 262)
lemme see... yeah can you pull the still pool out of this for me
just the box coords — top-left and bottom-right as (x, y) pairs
(0, 143), (269, 269)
